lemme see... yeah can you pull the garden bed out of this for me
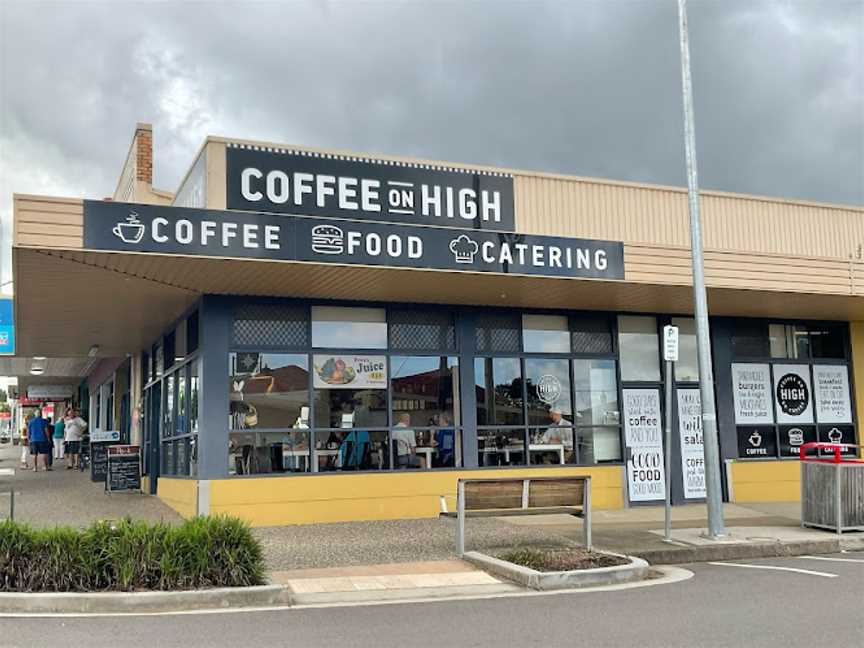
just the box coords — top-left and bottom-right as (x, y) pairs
(495, 547), (629, 572)
(0, 516), (265, 592)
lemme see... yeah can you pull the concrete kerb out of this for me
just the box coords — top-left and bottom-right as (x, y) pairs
(463, 551), (649, 590)
(0, 585), (291, 614)
(631, 536), (864, 566)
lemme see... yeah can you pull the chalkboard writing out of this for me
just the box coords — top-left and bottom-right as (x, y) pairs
(107, 445), (142, 493)
(90, 443), (112, 483)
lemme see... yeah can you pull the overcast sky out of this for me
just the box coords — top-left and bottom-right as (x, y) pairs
(0, 0), (862, 290)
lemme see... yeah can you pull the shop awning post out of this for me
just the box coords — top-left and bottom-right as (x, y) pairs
(676, 0), (726, 538)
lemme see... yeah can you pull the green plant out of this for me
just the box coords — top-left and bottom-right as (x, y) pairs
(0, 516), (265, 592)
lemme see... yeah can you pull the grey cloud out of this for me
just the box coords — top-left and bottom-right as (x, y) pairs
(0, 0), (861, 284)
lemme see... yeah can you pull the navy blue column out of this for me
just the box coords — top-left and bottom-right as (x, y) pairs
(197, 295), (232, 479)
(457, 310), (478, 468)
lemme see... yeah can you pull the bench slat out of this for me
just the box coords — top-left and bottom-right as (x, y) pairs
(463, 480), (523, 510)
(528, 478), (584, 508)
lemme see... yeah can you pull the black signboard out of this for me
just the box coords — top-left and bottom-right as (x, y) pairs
(776, 373), (810, 417)
(107, 445), (142, 493)
(736, 426), (777, 459)
(83, 201), (625, 280)
(818, 425), (857, 457)
(778, 425), (816, 458)
(90, 442), (112, 482)
(226, 145), (515, 231)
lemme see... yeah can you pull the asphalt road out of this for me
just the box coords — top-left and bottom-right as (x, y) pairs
(1, 553), (862, 648)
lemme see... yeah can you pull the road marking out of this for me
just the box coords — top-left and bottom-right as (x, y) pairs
(707, 562), (838, 578)
(798, 555), (864, 564)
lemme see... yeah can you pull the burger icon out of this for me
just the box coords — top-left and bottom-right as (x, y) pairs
(311, 225), (344, 254)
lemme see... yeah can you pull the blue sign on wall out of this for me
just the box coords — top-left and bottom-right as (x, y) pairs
(0, 298), (14, 354)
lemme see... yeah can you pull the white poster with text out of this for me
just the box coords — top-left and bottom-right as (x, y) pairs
(623, 389), (666, 502)
(813, 365), (852, 424)
(676, 389), (706, 499)
(731, 363), (774, 424)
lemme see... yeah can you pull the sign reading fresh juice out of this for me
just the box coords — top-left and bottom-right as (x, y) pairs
(622, 389), (666, 502)
(312, 355), (387, 389)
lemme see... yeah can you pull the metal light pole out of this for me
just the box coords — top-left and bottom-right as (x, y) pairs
(676, 0), (726, 538)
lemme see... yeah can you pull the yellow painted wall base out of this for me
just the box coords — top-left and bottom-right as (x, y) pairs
(157, 478), (198, 518)
(207, 466), (625, 527)
(730, 461), (800, 502)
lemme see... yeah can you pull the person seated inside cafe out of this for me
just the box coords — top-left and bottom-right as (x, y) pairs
(392, 412), (422, 468)
(433, 412), (455, 467)
(534, 408), (574, 464)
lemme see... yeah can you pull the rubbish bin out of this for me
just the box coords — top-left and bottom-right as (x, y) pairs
(800, 442), (864, 535)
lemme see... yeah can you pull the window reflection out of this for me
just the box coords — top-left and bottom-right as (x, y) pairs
(573, 359), (619, 426)
(313, 388), (387, 428)
(525, 358), (572, 425)
(672, 317), (699, 382)
(312, 306), (387, 349)
(475, 357), (524, 426)
(522, 314), (569, 353)
(229, 353), (309, 429)
(618, 316), (660, 382)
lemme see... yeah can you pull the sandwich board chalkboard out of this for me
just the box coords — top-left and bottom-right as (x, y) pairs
(90, 442), (113, 483)
(106, 445), (142, 493)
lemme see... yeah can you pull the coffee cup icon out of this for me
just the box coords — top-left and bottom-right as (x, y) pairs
(113, 213), (146, 244)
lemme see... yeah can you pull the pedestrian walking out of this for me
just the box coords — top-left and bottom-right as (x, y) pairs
(53, 414), (66, 460)
(27, 409), (52, 472)
(64, 408), (87, 470)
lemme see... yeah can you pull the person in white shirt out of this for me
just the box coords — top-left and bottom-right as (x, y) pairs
(63, 408), (88, 470)
(539, 408), (573, 463)
(391, 413), (422, 468)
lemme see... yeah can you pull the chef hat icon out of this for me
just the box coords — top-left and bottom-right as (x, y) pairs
(449, 234), (479, 263)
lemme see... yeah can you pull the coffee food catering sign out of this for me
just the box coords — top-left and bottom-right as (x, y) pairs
(226, 144), (515, 231)
(83, 201), (625, 280)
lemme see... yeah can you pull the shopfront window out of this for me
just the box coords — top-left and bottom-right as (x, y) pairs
(475, 357), (524, 426)
(522, 315), (569, 353)
(672, 317), (699, 382)
(229, 353), (309, 430)
(391, 356), (460, 468)
(312, 306), (387, 349)
(770, 324), (810, 359)
(573, 359), (621, 463)
(618, 316), (660, 382)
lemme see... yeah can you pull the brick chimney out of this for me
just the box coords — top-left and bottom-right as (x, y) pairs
(134, 123), (153, 185)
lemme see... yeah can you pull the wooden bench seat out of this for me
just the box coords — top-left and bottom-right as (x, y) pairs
(444, 476), (592, 554)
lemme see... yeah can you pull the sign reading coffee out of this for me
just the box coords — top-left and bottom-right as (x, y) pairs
(84, 201), (625, 280)
(736, 425), (777, 458)
(622, 389), (666, 502)
(226, 144), (515, 231)
(772, 364), (813, 424)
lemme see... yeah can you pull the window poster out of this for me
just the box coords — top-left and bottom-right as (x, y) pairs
(731, 363), (774, 425)
(623, 389), (666, 502)
(772, 364), (813, 425)
(812, 365), (852, 424)
(736, 425), (777, 459)
(313, 355), (387, 389)
(676, 389), (706, 499)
